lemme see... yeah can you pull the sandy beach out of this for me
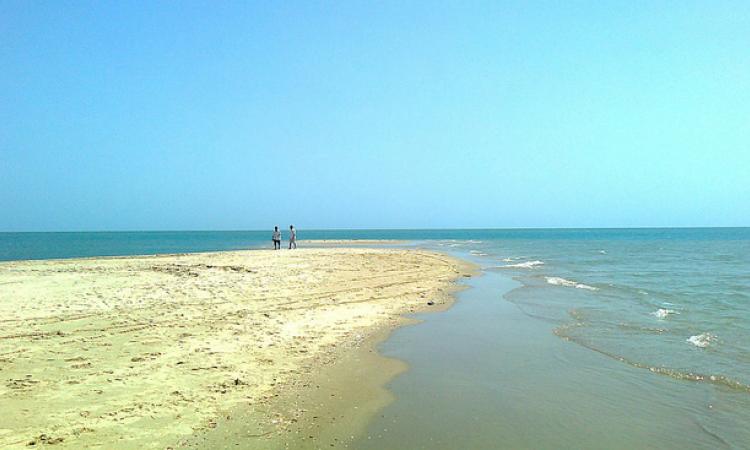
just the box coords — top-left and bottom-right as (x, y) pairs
(0, 246), (472, 449)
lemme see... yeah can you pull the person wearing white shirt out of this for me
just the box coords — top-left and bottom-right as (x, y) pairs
(288, 225), (297, 249)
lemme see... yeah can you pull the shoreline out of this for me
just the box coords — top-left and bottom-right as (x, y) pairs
(180, 272), (475, 449)
(179, 323), (407, 449)
(352, 269), (750, 448)
(0, 244), (475, 449)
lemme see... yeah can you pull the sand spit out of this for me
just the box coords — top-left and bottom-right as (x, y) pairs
(0, 248), (470, 449)
(297, 239), (406, 247)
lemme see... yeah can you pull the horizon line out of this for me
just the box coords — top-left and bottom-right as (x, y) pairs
(1, 226), (748, 233)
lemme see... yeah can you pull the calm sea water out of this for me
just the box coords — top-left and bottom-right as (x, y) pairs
(357, 227), (750, 448)
(443, 228), (750, 391)
(0, 229), (567, 261)
(3, 228), (749, 447)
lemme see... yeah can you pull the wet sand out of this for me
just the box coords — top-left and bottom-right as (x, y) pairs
(0, 247), (473, 449)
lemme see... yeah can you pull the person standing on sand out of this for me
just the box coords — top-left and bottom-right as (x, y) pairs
(289, 225), (297, 249)
(272, 226), (281, 250)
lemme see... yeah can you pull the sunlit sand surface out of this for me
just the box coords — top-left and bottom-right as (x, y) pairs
(0, 247), (470, 449)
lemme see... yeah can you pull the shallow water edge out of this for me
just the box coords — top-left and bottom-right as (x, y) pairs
(175, 251), (477, 449)
(356, 262), (750, 448)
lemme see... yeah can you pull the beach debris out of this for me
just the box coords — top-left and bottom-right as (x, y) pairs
(151, 263), (255, 277)
(27, 433), (64, 446)
(426, 301), (435, 306)
(7, 377), (39, 391)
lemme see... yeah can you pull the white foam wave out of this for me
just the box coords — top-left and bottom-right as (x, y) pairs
(651, 308), (677, 319)
(497, 260), (545, 269)
(545, 277), (599, 291)
(688, 333), (715, 348)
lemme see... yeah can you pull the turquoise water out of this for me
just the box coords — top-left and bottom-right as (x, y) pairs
(355, 228), (750, 448)
(4, 228), (741, 261)
(0, 229), (452, 261)
(445, 229), (750, 391)
(0, 229), (542, 261)
(358, 272), (750, 449)
(2, 228), (749, 446)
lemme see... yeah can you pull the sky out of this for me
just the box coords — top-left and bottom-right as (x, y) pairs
(1, 1), (748, 231)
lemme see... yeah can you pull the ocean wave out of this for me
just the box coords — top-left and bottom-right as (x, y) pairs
(688, 333), (715, 348)
(545, 276), (599, 291)
(651, 308), (677, 319)
(495, 260), (545, 269)
(436, 240), (462, 247)
(469, 250), (489, 256)
(554, 330), (749, 393)
(615, 322), (667, 334)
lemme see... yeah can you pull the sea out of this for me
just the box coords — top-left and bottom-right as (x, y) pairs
(2, 228), (749, 448)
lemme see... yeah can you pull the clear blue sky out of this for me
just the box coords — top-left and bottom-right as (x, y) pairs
(1, 1), (748, 231)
